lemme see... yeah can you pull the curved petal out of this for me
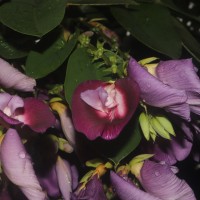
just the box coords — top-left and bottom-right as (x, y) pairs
(0, 129), (47, 200)
(128, 58), (188, 108)
(128, 58), (190, 121)
(22, 98), (56, 132)
(140, 160), (196, 200)
(55, 156), (72, 200)
(0, 58), (36, 92)
(72, 78), (139, 140)
(110, 171), (160, 200)
(38, 166), (60, 198)
(156, 59), (200, 93)
(72, 175), (107, 200)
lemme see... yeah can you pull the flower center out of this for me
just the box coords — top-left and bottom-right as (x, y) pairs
(80, 84), (118, 120)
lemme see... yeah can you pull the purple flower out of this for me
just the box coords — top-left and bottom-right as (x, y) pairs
(139, 160), (196, 200)
(0, 93), (56, 133)
(37, 166), (60, 198)
(128, 58), (200, 121)
(145, 122), (193, 165)
(111, 171), (160, 200)
(111, 160), (196, 200)
(72, 174), (107, 200)
(0, 58), (36, 92)
(71, 78), (139, 140)
(0, 129), (48, 200)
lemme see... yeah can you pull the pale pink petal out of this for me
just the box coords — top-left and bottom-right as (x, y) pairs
(0, 58), (36, 92)
(55, 156), (72, 200)
(0, 129), (47, 200)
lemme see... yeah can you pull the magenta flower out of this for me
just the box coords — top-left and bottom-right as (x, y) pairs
(128, 58), (200, 121)
(0, 129), (47, 200)
(0, 58), (36, 92)
(0, 93), (56, 133)
(111, 160), (196, 200)
(72, 78), (139, 140)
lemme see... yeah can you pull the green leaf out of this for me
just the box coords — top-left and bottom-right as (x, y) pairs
(111, 4), (182, 58)
(25, 33), (78, 79)
(173, 19), (200, 63)
(67, 0), (134, 5)
(139, 112), (150, 140)
(64, 47), (110, 106)
(0, 34), (27, 59)
(0, 0), (66, 37)
(91, 118), (142, 166)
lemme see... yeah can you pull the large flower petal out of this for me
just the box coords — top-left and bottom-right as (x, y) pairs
(0, 129), (47, 200)
(156, 59), (200, 93)
(139, 160), (196, 200)
(72, 78), (139, 140)
(22, 98), (56, 132)
(110, 171), (160, 200)
(128, 58), (190, 120)
(0, 58), (36, 92)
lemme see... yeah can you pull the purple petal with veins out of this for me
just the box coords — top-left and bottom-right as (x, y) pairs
(156, 59), (200, 93)
(22, 98), (56, 133)
(110, 171), (160, 200)
(0, 58), (36, 92)
(72, 78), (139, 140)
(0, 129), (47, 200)
(128, 58), (190, 120)
(55, 157), (72, 200)
(139, 160), (196, 200)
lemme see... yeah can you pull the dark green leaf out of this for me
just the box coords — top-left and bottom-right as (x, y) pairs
(174, 19), (200, 63)
(0, 0), (66, 37)
(91, 117), (142, 165)
(67, 0), (134, 5)
(0, 34), (27, 59)
(64, 48), (110, 106)
(159, 0), (200, 23)
(111, 4), (182, 58)
(25, 33), (78, 79)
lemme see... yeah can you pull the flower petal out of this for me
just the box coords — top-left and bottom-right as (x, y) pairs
(0, 58), (36, 92)
(140, 160), (196, 200)
(22, 98), (56, 132)
(0, 129), (47, 200)
(110, 171), (160, 200)
(156, 59), (200, 93)
(72, 175), (107, 200)
(72, 78), (139, 140)
(38, 166), (60, 198)
(128, 58), (188, 107)
(55, 156), (72, 200)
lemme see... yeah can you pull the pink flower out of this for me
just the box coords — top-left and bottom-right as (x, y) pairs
(0, 93), (56, 133)
(71, 78), (139, 140)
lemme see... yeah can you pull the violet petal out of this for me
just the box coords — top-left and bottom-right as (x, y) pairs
(128, 58), (190, 120)
(140, 160), (196, 200)
(156, 59), (200, 93)
(0, 129), (47, 200)
(110, 171), (160, 200)
(0, 58), (36, 92)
